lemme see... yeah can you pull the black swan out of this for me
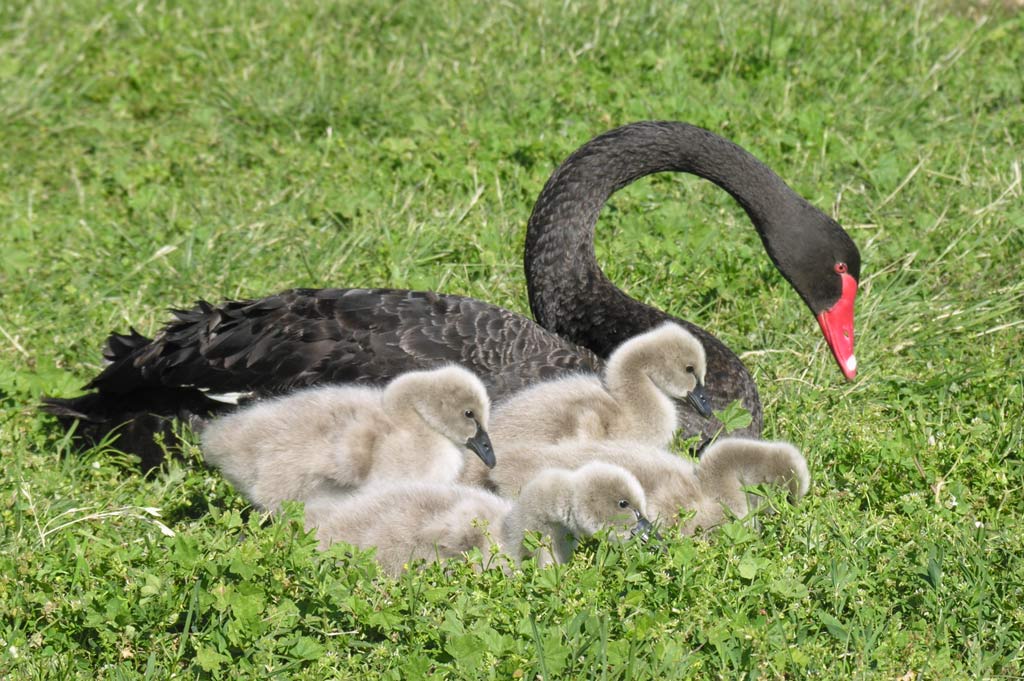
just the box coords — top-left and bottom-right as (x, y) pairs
(43, 121), (860, 470)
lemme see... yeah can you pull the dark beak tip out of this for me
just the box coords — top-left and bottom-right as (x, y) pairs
(631, 516), (663, 545)
(468, 449), (496, 469)
(467, 443), (496, 467)
(632, 516), (653, 536)
(688, 386), (714, 419)
(466, 425), (497, 469)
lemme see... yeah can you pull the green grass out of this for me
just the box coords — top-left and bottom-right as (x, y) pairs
(3, 0), (1023, 677)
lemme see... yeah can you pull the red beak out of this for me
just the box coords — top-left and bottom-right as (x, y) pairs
(815, 273), (858, 380)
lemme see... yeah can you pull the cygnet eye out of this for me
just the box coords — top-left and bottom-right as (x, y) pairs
(685, 365), (694, 374)
(617, 499), (630, 509)
(464, 409), (475, 419)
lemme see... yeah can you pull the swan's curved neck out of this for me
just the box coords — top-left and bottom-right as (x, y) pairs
(604, 352), (675, 433)
(524, 121), (800, 357)
(381, 381), (429, 429)
(501, 471), (575, 563)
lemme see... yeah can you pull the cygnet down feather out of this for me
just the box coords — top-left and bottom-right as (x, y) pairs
(477, 436), (809, 534)
(305, 461), (650, 575)
(481, 322), (710, 460)
(201, 365), (495, 510)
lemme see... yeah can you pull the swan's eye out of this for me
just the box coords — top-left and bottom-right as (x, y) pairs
(464, 409), (474, 419)
(834, 262), (848, 274)
(685, 365), (694, 374)
(618, 499), (630, 509)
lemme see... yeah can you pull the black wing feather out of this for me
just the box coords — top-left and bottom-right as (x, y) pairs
(43, 287), (603, 466)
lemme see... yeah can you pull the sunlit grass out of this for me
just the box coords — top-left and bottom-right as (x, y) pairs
(2, 0), (1022, 677)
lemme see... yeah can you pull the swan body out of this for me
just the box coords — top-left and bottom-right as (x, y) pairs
(201, 365), (494, 510)
(471, 437), (809, 533)
(304, 461), (650, 575)
(43, 121), (862, 467)
(487, 322), (710, 451)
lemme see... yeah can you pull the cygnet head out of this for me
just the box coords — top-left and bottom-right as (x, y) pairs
(569, 462), (652, 540)
(386, 365), (496, 468)
(608, 322), (712, 418)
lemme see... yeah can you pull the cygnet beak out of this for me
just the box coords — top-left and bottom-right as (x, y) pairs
(465, 420), (496, 468)
(687, 380), (713, 418)
(631, 513), (655, 541)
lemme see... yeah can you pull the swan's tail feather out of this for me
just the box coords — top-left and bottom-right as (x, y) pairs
(81, 328), (161, 393)
(101, 327), (152, 363)
(43, 319), (239, 469)
(40, 394), (106, 423)
(41, 387), (224, 471)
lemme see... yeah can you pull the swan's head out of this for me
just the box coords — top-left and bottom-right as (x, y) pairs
(388, 365), (496, 468)
(700, 437), (811, 503)
(609, 322), (712, 418)
(567, 462), (651, 541)
(764, 204), (861, 381)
